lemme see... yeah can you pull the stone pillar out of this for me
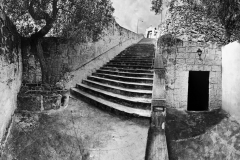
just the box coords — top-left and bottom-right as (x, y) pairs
(145, 49), (169, 160)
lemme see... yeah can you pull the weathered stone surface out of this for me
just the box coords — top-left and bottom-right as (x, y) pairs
(2, 98), (149, 160)
(159, 40), (222, 110)
(0, 9), (22, 145)
(166, 108), (240, 160)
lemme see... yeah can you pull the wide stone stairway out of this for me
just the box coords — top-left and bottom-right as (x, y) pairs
(71, 39), (155, 117)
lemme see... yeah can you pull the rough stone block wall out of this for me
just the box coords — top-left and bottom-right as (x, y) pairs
(0, 9), (22, 143)
(163, 41), (222, 110)
(22, 22), (143, 85)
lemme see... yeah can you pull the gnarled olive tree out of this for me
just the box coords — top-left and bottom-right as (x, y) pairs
(4, 0), (114, 83)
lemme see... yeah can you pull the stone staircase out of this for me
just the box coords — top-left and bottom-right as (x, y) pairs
(71, 40), (155, 117)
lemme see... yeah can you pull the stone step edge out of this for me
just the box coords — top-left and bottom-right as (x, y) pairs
(109, 60), (153, 63)
(105, 64), (152, 68)
(70, 88), (151, 117)
(114, 55), (154, 57)
(110, 60), (153, 62)
(113, 58), (154, 60)
(82, 79), (152, 94)
(101, 67), (153, 72)
(89, 75), (153, 86)
(98, 69), (153, 76)
(77, 83), (151, 103)
(93, 73), (153, 80)
(107, 62), (153, 66)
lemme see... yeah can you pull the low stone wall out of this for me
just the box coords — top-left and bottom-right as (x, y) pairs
(18, 83), (67, 112)
(161, 40), (222, 110)
(22, 22), (143, 86)
(0, 9), (22, 145)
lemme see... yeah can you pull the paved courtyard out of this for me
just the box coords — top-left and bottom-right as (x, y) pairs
(2, 98), (149, 160)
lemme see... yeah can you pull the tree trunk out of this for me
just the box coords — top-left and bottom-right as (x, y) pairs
(225, 29), (232, 43)
(35, 38), (49, 84)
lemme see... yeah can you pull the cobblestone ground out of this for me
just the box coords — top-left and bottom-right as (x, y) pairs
(2, 98), (149, 160)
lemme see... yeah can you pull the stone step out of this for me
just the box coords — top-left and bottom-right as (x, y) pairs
(70, 88), (151, 117)
(105, 64), (152, 69)
(107, 62), (153, 67)
(87, 76), (153, 90)
(117, 52), (153, 55)
(101, 67), (153, 73)
(113, 58), (154, 61)
(125, 49), (154, 52)
(110, 59), (153, 63)
(82, 80), (152, 98)
(92, 73), (153, 83)
(127, 44), (154, 48)
(115, 55), (154, 58)
(71, 42), (155, 117)
(126, 47), (154, 50)
(126, 47), (154, 52)
(75, 83), (151, 109)
(108, 61), (153, 66)
(128, 44), (154, 46)
(126, 50), (154, 52)
(115, 57), (154, 60)
(116, 55), (154, 58)
(127, 46), (154, 47)
(96, 69), (153, 78)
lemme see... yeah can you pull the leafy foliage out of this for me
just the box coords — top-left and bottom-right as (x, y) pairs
(151, 0), (240, 41)
(3, 0), (114, 41)
(61, 0), (115, 42)
(3, 0), (115, 84)
(182, 0), (240, 41)
(151, 0), (163, 14)
(167, 4), (226, 43)
(158, 33), (182, 47)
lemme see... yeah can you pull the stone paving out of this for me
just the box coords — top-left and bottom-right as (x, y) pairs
(2, 98), (149, 160)
(166, 108), (240, 160)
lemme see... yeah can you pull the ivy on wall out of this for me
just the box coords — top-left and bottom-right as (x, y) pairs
(160, 4), (228, 44)
(157, 1), (240, 45)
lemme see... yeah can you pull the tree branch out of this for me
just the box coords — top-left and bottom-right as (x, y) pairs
(30, 0), (59, 38)
(58, 6), (74, 15)
(51, 0), (58, 20)
(28, 0), (51, 21)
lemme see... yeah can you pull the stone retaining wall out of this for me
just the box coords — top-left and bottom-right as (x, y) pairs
(22, 22), (143, 87)
(0, 8), (22, 145)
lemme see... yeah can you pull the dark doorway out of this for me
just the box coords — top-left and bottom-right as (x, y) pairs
(187, 71), (209, 111)
(147, 31), (152, 38)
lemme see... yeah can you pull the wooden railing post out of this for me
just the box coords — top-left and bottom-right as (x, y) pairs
(145, 47), (169, 160)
